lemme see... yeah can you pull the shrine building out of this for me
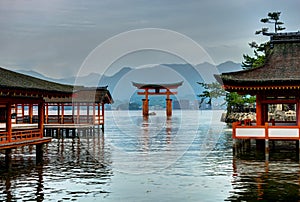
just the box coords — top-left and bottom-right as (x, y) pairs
(215, 32), (300, 158)
(0, 66), (112, 167)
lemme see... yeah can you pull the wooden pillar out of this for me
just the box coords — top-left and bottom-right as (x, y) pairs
(38, 101), (44, 138)
(166, 99), (172, 117)
(6, 102), (12, 142)
(72, 103), (75, 123)
(142, 99), (149, 116)
(77, 103), (80, 124)
(36, 144), (44, 164)
(22, 104), (25, 123)
(87, 103), (90, 123)
(101, 103), (105, 132)
(92, 103), (96, 124)
(297, 98), (300, 126)
(256, 94), (262, 126)
(98, 103), (101, 125)
(57, 103), (60, 124)
(265, 139), (269, 161)
(29, 103), (33, 124)
(5, 149), (12, 170)
(61, 103), (65, 124)
(45, 103), (49, 124)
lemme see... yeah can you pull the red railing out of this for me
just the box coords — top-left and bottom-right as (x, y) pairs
(0, 129), (42, 144)
(46, 115), (104, 125)
(232, 121), (300, 140)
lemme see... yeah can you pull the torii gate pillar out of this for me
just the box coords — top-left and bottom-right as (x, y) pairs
(166, 98), (172, 117)
(142, 99), (149, 116)
(132, 82), (183, 117)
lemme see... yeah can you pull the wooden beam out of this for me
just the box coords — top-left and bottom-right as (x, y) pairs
(137, 92), (178, 95)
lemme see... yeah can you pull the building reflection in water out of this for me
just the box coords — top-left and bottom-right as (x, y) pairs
(229, 151), (300, 201)
(0, 130), (113, 201)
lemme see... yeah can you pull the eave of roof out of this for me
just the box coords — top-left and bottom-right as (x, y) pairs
(216, 32), (300, 89)
(132, 81), (183, 89)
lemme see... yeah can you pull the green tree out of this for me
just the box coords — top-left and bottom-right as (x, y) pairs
(242, 12), (285, 70)
(255, 11), (285, 35)
(197, 82), (226, 107)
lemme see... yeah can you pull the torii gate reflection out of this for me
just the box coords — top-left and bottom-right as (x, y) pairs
(132, 81), (183, 117)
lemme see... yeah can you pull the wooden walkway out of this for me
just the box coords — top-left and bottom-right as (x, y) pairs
(0, 137), (51, 150)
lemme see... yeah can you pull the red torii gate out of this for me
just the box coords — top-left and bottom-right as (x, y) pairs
(132, 81), (183, 117)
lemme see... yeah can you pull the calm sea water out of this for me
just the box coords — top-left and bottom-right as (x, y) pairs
(1, 110), (300, 201)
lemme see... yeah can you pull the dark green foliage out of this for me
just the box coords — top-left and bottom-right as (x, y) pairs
(197, 82), (226, 106)
(255, 11), (285, 35)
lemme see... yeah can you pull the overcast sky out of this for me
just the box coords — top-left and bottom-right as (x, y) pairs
(0, 0), (299, 78)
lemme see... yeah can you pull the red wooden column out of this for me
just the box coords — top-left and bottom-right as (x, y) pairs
(22, 104), (25, 123)
(38, 101), (44, 138)
(256, 93), (263, 126)
(29, 104), (33, 124)
(45, 103), (49, 124)
(142, 89), (149, 116)
(98, 103), (101, 124)
(166, 99), (172, 117)
(61, 103), (65, 124)
(166, 90), (172, 117)
(77, 103), (80, 124)
(101, 103), (105, 131)
(6, 102), (12, 142)
(92, 103), (96, 124)
(87, 103), (90, 123)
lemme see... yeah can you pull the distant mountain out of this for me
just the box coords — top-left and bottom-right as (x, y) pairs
(16, 61), (242, 100)
(217, 61), (242, 73)
(16, 70), (55, 82)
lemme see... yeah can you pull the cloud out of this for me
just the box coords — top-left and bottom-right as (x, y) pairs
(0, 0), (299, 78)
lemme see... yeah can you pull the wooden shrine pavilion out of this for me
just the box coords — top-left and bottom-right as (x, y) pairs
(215, 32), (300, 158)
(0, 66), (112, 166)
(132, 81), (183, 116)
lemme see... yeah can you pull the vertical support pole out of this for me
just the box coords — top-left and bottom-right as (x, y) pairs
(5, 149), (12, 170)
(297, 140), (300, 161)
(142, 89), (149, 117)
(22, 104), (25, 123)
(265, 139), (269, 161)
(6, 102), (12, 142)
(92, 103), (96, 125)
(101, 103), (105, 132)
(87, 103), (90, 123)
(232, 139), (237, 156)
(166, 99), (172, 117)
(98, 103), (101, 125)
(142, 99), (149, 116)
(57, 103), (60, 124)
(72, 103), (75, 123)
(61, 103), (64, 124)
(45, 103), (49, 124)
(297, 98), (300, 126)
(36, 144), (44, 164)
(38, 101), (44, 138)
(29, 103), (33, 124)
(256, 94), (262, 126)
(77, 103), (80, 124)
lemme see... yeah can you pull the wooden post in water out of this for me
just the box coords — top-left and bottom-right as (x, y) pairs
(265, 139), (269, 161)
(36, 143), (44, 164)
(166, 99), (172, 117)
(6, 102), (12, 142)
(142, 99), (149, 116)
(101, 103), (105, 132)
(5, 149), (12, 170)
